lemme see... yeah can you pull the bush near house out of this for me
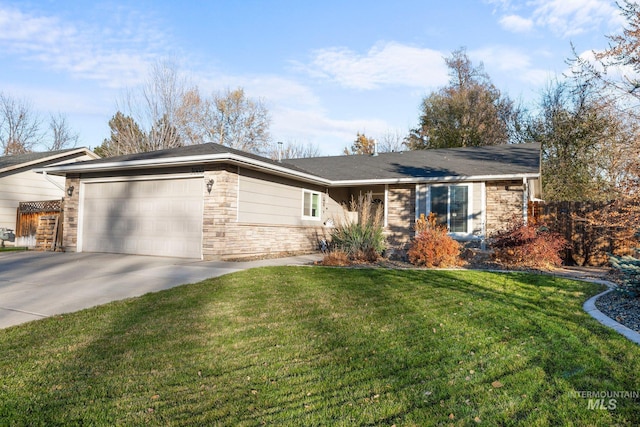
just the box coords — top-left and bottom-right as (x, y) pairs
(407, 213), (462, 268)
(327, 193), (386, 263)
(490, 216), (567, 269)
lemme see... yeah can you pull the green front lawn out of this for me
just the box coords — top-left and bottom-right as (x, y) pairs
(1, 267), (638, 426)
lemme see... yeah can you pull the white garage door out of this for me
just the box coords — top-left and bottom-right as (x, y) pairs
(81, 178), (203, 258)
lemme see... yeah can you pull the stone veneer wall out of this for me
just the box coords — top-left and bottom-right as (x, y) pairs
(485, 180), (525, 235)
(62, 174), (80, 252)
(385, 184), (415, 249)
(202, 165), (330, 260)
(202, 165), (237, 259)
(218, 223), (329, 259)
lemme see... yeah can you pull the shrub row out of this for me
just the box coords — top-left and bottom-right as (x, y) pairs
(323, 206), (568, 270)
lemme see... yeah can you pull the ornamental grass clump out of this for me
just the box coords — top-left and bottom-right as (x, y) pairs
(328, 193), (386, 263)
(407, 213), (462, 268)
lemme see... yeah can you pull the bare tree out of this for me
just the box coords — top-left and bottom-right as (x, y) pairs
(116, 59), (189, 153)
(200, 88), (271, 154)
(175, 88), (205, 145)
(266, 140), (321, 160)
(47, 113), (79, 151)
(377, 129), (406, 152)
(106, 60), (272, 157)
(0, 93), (42, 155)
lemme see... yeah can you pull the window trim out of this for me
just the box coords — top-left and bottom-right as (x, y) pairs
(302, 189), (322, 221)
(427, 183), (473, 237)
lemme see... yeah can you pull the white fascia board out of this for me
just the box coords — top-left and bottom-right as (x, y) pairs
(1, 148), (97, 175)
(35, 153), (333, 186)
(327, 173), (540, 187)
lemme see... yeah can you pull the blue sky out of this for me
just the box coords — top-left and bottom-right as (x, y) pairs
(0, 0), (627, 155)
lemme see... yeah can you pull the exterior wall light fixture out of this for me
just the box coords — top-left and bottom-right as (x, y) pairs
(67, 185), (74, 197)
(206, 179), (214, 194)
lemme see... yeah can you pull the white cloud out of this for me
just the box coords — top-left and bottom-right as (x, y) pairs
(271, 107), (390, 154)
(471, 46), (532, 71)
(499, 14), (534, 33)
(0, 5), (171, 88)
(492, 0), (624, 38)
(532, 0), (622, 37)
(298, 42), (449, 90)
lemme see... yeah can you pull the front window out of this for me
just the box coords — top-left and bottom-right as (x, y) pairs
(430, 185), (469, 233)
(303, 190), (321, 219)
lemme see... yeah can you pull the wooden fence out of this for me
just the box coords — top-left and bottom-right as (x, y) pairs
(528, 201), (637, 266)
(15, 200), (63, 249)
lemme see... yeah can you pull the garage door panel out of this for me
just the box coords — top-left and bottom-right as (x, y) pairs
(81, 178), (203, 258)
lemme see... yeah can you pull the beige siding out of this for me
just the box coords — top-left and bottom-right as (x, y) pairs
(203, 166), (335, 260)
(0, 171), (64, 230)
(238, 171), (305, 225)
(238, 168), (344, 227)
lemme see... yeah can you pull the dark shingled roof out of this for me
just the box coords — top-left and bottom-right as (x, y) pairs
(83, 143), (244, 164)
(0, 148), (83, 170)
(285, 142), (541, 181)
(40, 143), (541, 184)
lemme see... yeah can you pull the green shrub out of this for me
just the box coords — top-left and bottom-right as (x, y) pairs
(490, 216), (567, 269)
(330, 193), (386, 262)
(407, 213), (461, 268)
(610, 254), (640, 297)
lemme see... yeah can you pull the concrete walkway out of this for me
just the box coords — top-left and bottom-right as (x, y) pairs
(0, 251), (321, 329)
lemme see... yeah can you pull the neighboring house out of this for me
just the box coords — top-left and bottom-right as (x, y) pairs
(0, 148), (99, 245)
(39, 142), (541, 260)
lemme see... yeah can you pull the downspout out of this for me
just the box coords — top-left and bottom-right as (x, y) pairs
(522, 177), (528, 224)
(42, 170), (66, 192)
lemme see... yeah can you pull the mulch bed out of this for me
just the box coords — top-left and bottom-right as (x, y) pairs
(595, 290), (640, 333)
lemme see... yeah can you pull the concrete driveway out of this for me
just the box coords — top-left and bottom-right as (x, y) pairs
(0, 251), (321, 329)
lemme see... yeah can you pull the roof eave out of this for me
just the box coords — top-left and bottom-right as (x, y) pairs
(1, 147), (98, 175)
(328, 173), (540, 186)
(36, 153), (333, 186)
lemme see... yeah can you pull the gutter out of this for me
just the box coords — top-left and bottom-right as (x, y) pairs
(42, 170), (65, 192)
(328, 173), (541, 187)
(0, 148), (98, 175)
(35, 153), (334, 186)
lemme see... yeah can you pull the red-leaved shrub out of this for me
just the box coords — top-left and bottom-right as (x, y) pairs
(407, 213), (461, 268)
(490, 217), (567, 269)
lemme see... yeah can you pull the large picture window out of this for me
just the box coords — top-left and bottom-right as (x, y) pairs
(303, 190), (321, 219)
(430, 185), (469, 233)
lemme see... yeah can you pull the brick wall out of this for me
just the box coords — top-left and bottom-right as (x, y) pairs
(202, 165), (237, 259)
(485, 180), (524, 235)
(385, 184), (415, 248)
(62, 174), (80, 251)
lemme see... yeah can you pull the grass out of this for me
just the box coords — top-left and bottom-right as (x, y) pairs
(0, 246), (27, 252)
(0, 267), (639, 426)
